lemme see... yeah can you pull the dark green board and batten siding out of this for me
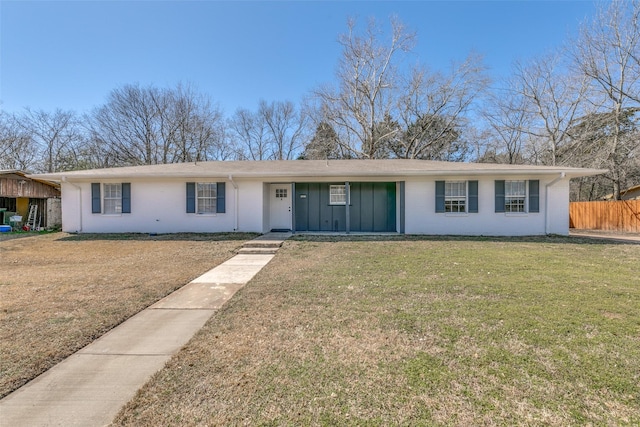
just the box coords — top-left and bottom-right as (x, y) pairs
(294, 182), (397, 232)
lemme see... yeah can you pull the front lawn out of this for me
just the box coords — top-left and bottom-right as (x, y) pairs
(114, 236), (640, 426)
(0, 232), (256, 398)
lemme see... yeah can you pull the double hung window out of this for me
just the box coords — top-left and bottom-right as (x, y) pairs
(445, 181), (467, 213)
(495, 180), (539, 213)
(330, 184), (348, 205)
(196, 183), (217, 214)
(186, 182), (226, 214)
(504, 181), (526, 213)
(91, 183), (131, 214)
(103, 183), (122, 214)
(436, 180), (478, 213)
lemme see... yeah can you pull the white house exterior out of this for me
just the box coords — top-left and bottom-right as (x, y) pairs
(31, 160), (605, 236)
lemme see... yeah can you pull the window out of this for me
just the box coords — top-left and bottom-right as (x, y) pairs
(103, 183), (122, 214)
(445, 181), (466, 213)
(196, 182), (217, 214)
(186, 182), (226, 214)
(275, 188), (287, 198)
(91, 182), (131, 214)
(330, 184), (348, 205)
(436, 181), (478, 214)
(495, 180), (539, 213)
(505, 180), (526, 213)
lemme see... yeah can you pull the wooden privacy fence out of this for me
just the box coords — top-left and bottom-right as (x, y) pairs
(569, 200), (640, 233)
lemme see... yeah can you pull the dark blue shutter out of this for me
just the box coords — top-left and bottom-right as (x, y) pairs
(216, 182), (226, 213)
(529, 180), (539, 213)
(468, 180), (478, 213)
(91, 183), (101, 214)
(121, 183), (131, 213)
(495, 180), (505, 213)
(186, 182), (196, 213)
(435, 181), (445, 213)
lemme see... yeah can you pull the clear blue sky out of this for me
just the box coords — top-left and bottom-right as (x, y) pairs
(1, 1), (597, 116)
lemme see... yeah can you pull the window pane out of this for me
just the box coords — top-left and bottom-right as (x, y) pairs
(505, 180), (525, 197)
(330, 185), (347, 205)
(103, 183), (122, 214)
(505, 181), (526, 212)
(196, 182), (217, 214)
(444, 181), (466, 213)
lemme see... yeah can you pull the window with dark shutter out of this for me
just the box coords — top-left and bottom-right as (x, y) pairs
(216, 182), (226, 213)
(186, 182), (196, 213)
(468, 180), (478, 213)
(495, 180), (505, 213)
(91, 183), (101, 214)
(435, 181), (445, 213)
(121, 183), (131, 213)
(529, 180), (539, 213)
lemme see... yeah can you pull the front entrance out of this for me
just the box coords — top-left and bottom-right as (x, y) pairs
(294, 182), (397, 232)
(269, 184), (292, 231)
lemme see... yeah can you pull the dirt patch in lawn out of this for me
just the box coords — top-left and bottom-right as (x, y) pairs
(0, 232), (256, 398)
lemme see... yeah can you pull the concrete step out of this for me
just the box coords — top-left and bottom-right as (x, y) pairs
(237, 247), (279, 255)
(242, 241), (283, 249)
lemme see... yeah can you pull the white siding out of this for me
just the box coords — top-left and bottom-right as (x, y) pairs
(61, 182), (82, 232)
(236, 180), (264, 232)
(61, 179), (264, 234)
(61, 173), (572, 236)
(404, 175), (570, 236)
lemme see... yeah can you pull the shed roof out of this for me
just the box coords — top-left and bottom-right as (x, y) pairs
(1, 170), (61, 189)
(29, 159), (606, 181)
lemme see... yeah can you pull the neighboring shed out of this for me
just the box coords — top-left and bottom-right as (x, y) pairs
(0, 170), (62, 229)
(618, 184), (640, 201)
(601, 183), (640, 201)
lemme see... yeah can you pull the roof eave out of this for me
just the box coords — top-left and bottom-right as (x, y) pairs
(31, 167), (607, 181)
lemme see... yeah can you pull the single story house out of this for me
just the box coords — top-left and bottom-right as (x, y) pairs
(31, 159), (605, 236)
(603, 183), (640, 201)
(1, 170), (62, 229)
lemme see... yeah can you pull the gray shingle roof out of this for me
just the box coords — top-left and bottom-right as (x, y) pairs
(29, 159), (606, 181)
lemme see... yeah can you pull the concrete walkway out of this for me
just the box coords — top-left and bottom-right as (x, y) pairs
(570, 230), (640, 244)
(0, 233), (291, 427)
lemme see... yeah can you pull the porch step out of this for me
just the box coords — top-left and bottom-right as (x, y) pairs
(242, 241), (283, 249)
(237, 247), (280, 255)
(237, 232), (291, 255)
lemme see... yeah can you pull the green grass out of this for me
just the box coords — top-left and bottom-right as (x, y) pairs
(113, 236), (640, 426)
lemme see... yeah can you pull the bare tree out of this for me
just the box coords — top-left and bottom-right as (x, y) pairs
(314, 17), (487, 160)
(229, 100), (308, 160)
(395, 53), (488, 160)
(571, 0), (640, 199)
(483, 53), (587, 167)
(481, 87), (529, 164)
(89, 83), (226, 166)
(512, 54), (588, 166)
(90, 84), (163, 166)
(314, 17), (416, 158)
(166, 84), (226, 162)
(0, 111), (39, 171)
(228, 108), (271, 160)
(259, 100), (308, 160)
(19, 108), (83, 172)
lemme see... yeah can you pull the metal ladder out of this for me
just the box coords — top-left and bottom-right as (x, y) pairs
(26, 204), (38, 230)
